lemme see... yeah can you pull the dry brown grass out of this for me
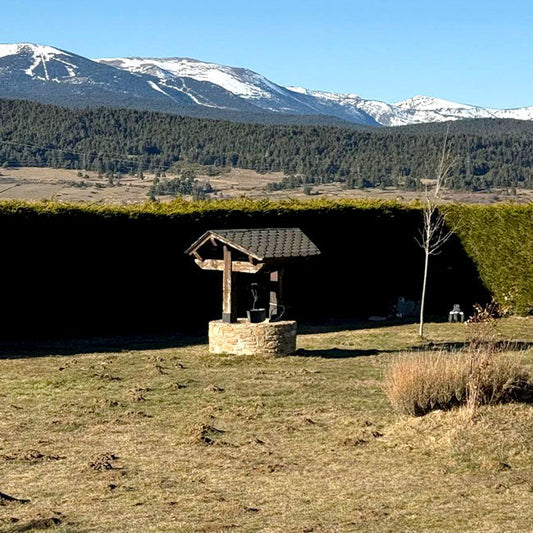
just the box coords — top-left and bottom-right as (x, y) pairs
(385, 303), (533, 416)
(385, 351), (469, 415)
(384, 350), (532, 416)
(0, 318), (532, 532)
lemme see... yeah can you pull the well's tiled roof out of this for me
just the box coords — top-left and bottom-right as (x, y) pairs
(187, 227), (320, 261)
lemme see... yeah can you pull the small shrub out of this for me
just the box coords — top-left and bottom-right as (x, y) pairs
(469, 352), (532, 406)
(464, 299), (527, 414)
(384, 351), (532, 416)
(466, 300), (502, 350)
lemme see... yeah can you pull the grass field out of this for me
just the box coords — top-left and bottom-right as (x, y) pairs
(1, 318), (532, 532)
(1, 166), (531, 205)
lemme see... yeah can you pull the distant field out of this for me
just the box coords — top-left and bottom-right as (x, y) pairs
(0, 166), (531, 204)
(1, 318), (532, 532)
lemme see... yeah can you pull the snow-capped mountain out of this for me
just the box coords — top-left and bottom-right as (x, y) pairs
(96, 56), (378, 124)
(288, 90), (533, 126)
(0, 42), (532, 127)
(0, 43), (78, 81)
(99, 57), (295, 105)
(394, 95), (533, 124)
(0, 43), (199, 113)
(288, 87), (413, 126)
(0, 43), (377, 125)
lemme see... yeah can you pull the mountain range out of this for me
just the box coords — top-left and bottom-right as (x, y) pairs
(1, 42), (532, 127)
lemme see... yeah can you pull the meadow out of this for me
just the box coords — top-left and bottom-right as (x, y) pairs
(1, 166), (531, 205)
(1, 318), (532, 532)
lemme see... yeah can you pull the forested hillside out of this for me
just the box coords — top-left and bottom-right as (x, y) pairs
(1, 99), (532, 190)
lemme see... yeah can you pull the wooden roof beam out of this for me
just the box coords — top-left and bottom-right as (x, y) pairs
(194, 259), (264, 274)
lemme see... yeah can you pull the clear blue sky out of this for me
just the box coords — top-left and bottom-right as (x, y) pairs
(1, 0), (532, 108)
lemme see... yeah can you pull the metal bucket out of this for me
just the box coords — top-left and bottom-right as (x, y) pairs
(247, 308), (267, 323)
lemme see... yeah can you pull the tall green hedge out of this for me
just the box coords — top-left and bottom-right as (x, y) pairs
(444, 204), (533, 315)
(0, 198), (529, 340)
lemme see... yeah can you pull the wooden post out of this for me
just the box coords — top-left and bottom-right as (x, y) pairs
(269, 268), (283, 320)
(222, 246), (237, 323)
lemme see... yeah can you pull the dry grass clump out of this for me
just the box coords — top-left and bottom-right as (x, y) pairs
(464, 300), (533, 414)
(386, 301), (533, 416)
(385, 351), (532, 416)
(385, 351), (467, 416)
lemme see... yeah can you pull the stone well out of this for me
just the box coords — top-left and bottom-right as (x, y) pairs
(209, 319), (297, 356)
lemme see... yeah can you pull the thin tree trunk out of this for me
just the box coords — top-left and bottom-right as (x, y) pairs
(419, 248), (429, 337)
(416, 128), (455, 337)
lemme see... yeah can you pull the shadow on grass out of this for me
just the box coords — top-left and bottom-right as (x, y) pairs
(417, 340), (533, 353)
(294, 348), (381, 358)
(0, 332), (208, 360)
(293, 340), (533, 359)
(292, 340), (468, 359)
(297, 318), (421, 335)
(0, 319), (420, 360)
(1, 325), (530, 361)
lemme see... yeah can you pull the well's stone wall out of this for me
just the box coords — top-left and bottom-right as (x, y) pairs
(209, 319), (297, 356)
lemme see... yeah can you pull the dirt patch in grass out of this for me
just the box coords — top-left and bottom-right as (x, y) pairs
(9, 516), (62, 532)
(89, 453), (121, 471)
(193, 424), (227, 446)
(1, 451), (65, 463)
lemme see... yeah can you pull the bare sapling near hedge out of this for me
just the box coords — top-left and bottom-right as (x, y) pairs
(416, 131), (455, 337)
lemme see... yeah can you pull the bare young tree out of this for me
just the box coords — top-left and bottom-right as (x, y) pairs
(416, 131), (456, 337)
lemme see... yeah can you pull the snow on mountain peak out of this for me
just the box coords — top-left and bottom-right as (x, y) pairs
(97, 56), (278, 100)
(287, 86), (311, 95)
(0, 43), (79, 82)
(0, 44), (22, 58)
(0, 43), (70, 59)
(395, 95), (478, 111)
